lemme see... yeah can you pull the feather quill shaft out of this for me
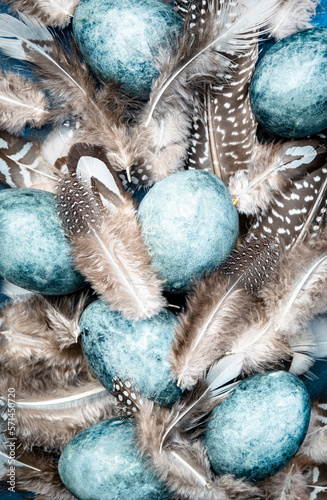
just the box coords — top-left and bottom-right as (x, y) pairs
(229, 139), (327, 216)
(170, 238), (280, 389)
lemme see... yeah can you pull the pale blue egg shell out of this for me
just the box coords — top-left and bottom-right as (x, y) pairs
(203, 371), (311, 481)
(72, 0), (183, 97)
(58, 419), (171, 500)
(137, 170), (239, 292)
(250, 28), (327, 138)
(0, 189), (84, 294)
(80, 300), (181, 406)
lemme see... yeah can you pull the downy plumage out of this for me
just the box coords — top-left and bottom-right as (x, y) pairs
(57, 143), (165, 320)
(268, 0), (319, 40)
(0, 381), (118, 451)
(0, 13), (139, 172)
(170, 237), (280, 389)
(5, 0), (80, 28)
(113, 355), (262, 500)
(0, 441), (76, 499)
(229, 137), (327, 216)
(134, 0), (284, 182)
(0, 70), (49, 133)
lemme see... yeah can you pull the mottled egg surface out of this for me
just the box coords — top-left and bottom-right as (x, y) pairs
(58, 419), (170, 500)
(0, 189), (84, 294)
(203, 371), (311, 481)
(250, 28), (327, 138)
(80, 300), (181, 406)
(73, 0), (183, 97)
(138, 170), (239, 292)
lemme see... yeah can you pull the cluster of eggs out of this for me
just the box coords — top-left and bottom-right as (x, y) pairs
(0, 0), (327, 498)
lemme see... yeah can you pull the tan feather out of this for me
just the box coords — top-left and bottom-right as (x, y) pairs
(6, 0), (79, 28)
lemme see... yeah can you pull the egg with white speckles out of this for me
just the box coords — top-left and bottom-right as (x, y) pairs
(250, 28), (327, 138)
(138, 170), (239, 292)
(73, 0), (183, 97)
(203, 371), (311, 481)
(0, 189), (84, 295)
(80, 300), (181, 406)
(59, 419), (170, 500)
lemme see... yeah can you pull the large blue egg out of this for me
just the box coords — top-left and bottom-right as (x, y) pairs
(73, 0), (183, 97)
(59, 419), (170, 500)
(250, 29), (327, 138)
(138, 170), (239, 292)
(311, 0), (327, 28)
(80, 300), (181, 406)
(0, 189), (84, 294)
(203, 371), (311, 481)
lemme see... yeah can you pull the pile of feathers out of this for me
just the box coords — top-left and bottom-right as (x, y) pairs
(0, 0), (326, 498)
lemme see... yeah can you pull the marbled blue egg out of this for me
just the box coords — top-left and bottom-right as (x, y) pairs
(203, 371), (311, 481)
(250, 28), (327, 138)
(138, 170), (239, 292)
(0, 189), (84, 295)
(59, 419), (170, 500)
(73, 0), (183, 97)
(80, 300), (181, 406)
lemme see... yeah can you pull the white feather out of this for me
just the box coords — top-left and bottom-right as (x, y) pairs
(76, 156), (125, 203)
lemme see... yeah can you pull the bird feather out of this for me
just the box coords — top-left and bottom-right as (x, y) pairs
(299, 402), (327, 464)
(6, 0), (80, 28)
(57, 146), (165, 319)
(0, 13), (137, 171)
(268, 0), (319, 40)
(0, 382), (118, 451)
(229, 138), (327, 216)
(170, 237), (280, 389)
(0, 71), (49, 133)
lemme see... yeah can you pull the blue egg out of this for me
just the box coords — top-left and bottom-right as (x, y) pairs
(73, 0), (183, 97)
(138, 170), (239, 292)
(59, 419), (170, 500)
(203, 371), (311, 481)
(0, 189), (84, 295)
(250, 28), (327, 138)
(311, 0), (327, 28)
(80, 300), (181, 406)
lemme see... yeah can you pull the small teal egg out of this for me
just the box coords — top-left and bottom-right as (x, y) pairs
(0, 189), (84, 295)
(59, 419), (170, 500)
(73, 0), (183, 97)
(203, 371), (311, 481)
(138, 170), (239, 292)
(250, 28), (327, 138)
(80, 300), (181, 406)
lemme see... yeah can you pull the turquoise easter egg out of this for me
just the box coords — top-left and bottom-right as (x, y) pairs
(80, 300), (181, 406)
(138, 170), (239, 292)
(0, 189), (84, 295)
(250, 29), (327, 138)
(73, 0), (183, 97)
(203, 371), (311, 481)
(59, 419), (170, 500)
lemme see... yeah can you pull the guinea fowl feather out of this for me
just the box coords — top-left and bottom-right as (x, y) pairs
(170, 237), (280, 389)
(57, 144), (165, 319)
(229, 139), (327, 216)
(6, 0), (80, 28)
(113, 364), (261, 500)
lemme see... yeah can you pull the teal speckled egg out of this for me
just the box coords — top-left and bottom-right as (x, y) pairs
(138, 170), (239, 292)
(203, 371), (311, 481)
(250, 28), (327, 138)
(80, 300), (181, 406)
(73, 0), (183, 97)
(0, 189), (84, 295)
(59, 419), (170, 500)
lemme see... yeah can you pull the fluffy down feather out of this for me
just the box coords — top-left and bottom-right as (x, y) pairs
(5, 0), (79, 27)
(268, 0), (319, 40)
